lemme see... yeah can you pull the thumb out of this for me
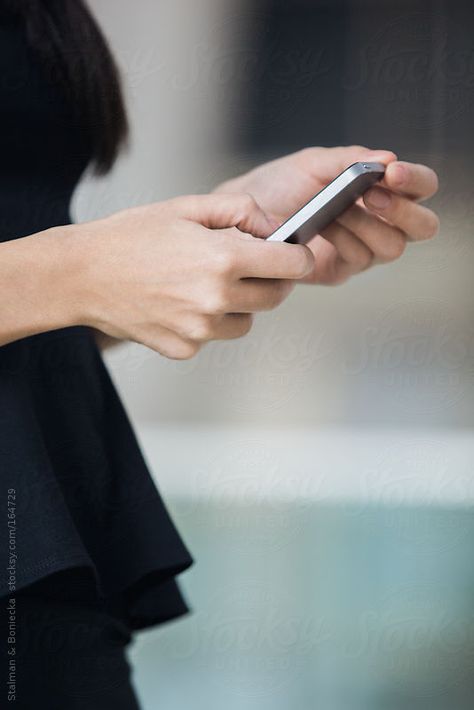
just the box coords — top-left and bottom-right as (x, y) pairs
(309, 146), (398, 183)
(331, 146), (398, 173)
(177, 193), (278, 238)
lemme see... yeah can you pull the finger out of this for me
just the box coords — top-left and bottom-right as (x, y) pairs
(211, 313), (254, 340)
(174, 193), (278, 238)
(336, 203), (406, 263)
(363, 188), (440, 241)
(319, 220), (374, 273)
(234, 238), (315, 280)
(382, 161), (439, 200)
(229, 278), (294, 313)
(299, 145), (398, 182)
(134, 325), (200, 360)
(183, 313), (254, 342)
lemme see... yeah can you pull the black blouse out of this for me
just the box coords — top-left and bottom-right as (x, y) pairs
(0, 11), (193, 628)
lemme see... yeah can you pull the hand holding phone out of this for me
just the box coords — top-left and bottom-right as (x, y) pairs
(266, 162), (385, 245)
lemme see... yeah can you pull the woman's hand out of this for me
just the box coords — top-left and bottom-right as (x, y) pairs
(74, 193), (314, 359)
(215, 145), (440, 285)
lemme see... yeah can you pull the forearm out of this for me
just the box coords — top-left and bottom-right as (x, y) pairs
(0, 225), (86, 346)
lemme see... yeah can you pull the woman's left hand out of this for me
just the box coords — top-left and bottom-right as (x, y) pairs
(215, 145), (440, 285)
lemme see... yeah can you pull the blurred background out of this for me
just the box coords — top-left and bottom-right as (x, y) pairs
(75, 1), (474, 708)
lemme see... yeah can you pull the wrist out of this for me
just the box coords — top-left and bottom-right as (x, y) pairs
(34, 224), (88, 331)
(43, 222), (103, 330)
(0, 224), (92, 342)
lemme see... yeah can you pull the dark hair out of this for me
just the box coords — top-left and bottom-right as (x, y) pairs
(11, 0), (129, 175)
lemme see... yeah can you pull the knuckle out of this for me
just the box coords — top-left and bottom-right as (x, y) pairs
(269, 281), (292, 309)
(188, 315), (215, 342)
(234, 314), (253, 338)
(292, 246), (313, 278)
(239, 192), (258, 214)
(202, 287), (228, 315)
(162, 195), (184, 213)
(382, 233), (406, 262)
(241, 314), (253, 335)
(335, 144), (366, 161)
(299, 146), (317, 159)
(211, 245), (237, 276)
(170, 340), (200, 360)
(296, 147), (321, 167)
(160, 339), (200, 360)
(351, 246), (373, 269)
(423, 212), (440, 239)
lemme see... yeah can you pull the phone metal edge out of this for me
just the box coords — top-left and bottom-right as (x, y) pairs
(266, 161), (385, 243)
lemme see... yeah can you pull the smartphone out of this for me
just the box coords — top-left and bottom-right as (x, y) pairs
(266, 162), (385, 245)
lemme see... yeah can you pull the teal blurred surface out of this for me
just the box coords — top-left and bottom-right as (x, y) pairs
(130, 500), (474, 710)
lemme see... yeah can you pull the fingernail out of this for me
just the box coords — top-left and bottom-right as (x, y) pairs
(366, 188), (391, 209)
(392, 163), (406, 185)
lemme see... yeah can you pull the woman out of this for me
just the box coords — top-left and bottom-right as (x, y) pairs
(0, 1), (439, 708)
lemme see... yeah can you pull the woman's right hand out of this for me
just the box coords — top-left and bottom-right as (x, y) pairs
(73, 194), (315, 359)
